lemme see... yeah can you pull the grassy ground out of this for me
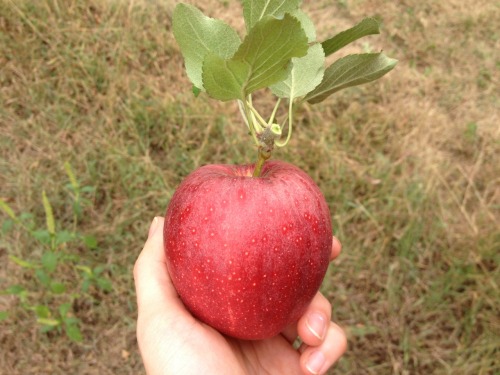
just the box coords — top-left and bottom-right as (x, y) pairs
(0, 0), (498, 374)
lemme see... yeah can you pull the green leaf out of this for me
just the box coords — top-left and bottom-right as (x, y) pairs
(42, 191), (56, 236)
(0, 199), (17, 221)
(33, 305), (51, 319)
(36, 269), (51, 286)
(9, 255), (38, 269)
(289, 9), (316, 42)
(270, 43), (325, 99)
(80, 186), (95, 194)
(64, 316), (79, 325)
(40, 324), (57, 333)
(322, 18), (381, 57)
(59, 303), (72, 317)
(75, 265), (93, 276)
(73, 200), (82, 218)
(81, 278), (91, 292)
(37, 317), (60, 327)
(50, 282), (66, 294)
(41, 251), (58, 273)
(203, 14), (308, 101)
(83, 235), (98, 249)
(2, 219), (14, 233)
(241, 0), (301, 30)
(93, 265), (105, 275)
(201, 54), (246, 101)
(65, 322), (82, 342)
(56, 230), (74, 245)
(305, 53), (398, 104)
(173, 3), (241, 90)
(192, 85), (201, 97)
(96, 277), (112, 292)
(32, 229), (51, 244)
(19, 212), (34, 222)
(20, 212), (35, 230)
(4, 284), (25, 295)
(0, 311), (8, 321)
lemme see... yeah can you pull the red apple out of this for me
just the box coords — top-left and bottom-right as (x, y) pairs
(163, 160), (332, 340)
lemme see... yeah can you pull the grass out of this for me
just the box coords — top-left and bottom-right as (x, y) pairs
(0, 0), (499, 374)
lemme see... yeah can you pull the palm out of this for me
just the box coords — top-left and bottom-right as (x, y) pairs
(163, 316), (302, 375)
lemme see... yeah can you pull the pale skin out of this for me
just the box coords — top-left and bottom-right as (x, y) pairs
(134, 217), (347, 375)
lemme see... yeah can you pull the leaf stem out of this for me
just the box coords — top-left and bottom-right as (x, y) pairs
(246, 99), (267, 132)
(242, 96), (260, 146)
(268, 98), (281, 126)
(238, 100), (250, 130)
(274, 98), (294, 148)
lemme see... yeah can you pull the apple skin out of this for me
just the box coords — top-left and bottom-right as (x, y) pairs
(163, 160), (332, 340)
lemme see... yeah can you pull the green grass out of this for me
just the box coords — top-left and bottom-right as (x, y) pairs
(1, 0), (499, 374)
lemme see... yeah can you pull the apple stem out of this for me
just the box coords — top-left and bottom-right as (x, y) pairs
(253, 146), (271, 177)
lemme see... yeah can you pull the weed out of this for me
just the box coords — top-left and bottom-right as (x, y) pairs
(0, 163), (111, 343)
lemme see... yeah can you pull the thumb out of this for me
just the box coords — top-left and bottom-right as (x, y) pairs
(133, 217), (185, 317)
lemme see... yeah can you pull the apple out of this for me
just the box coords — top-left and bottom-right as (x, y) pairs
(163, 160), (332, 340)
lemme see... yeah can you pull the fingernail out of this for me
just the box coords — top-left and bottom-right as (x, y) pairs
(148, 217), (160, 239)
(306, 350), (325, 375)
(306, 312), (327, 340)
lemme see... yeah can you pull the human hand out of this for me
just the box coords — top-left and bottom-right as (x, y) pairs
(134, 217), (347, 375)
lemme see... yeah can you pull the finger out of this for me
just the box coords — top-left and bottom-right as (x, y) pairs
(133, 217), (184, 316)
(296, 293), (332, 347)
(330, 236), (342, 261)
(281, 292), (332, 344)
(300, 322), (347, 375)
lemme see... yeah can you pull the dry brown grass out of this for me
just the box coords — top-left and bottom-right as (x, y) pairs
(1, 0), (498, 374)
